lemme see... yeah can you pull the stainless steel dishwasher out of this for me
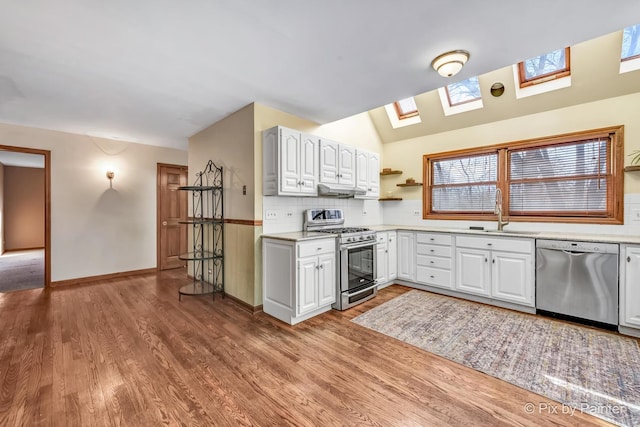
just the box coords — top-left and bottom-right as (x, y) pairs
(536, 239), (619, 328)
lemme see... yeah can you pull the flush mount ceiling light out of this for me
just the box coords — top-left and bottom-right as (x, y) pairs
(431, 50), (470, 78)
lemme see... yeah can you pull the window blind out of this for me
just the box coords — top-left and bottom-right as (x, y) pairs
(431, 153), (497, 213)
(508, 139), (609, 215)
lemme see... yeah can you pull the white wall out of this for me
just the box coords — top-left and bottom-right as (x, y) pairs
(0, 122), (187, 281)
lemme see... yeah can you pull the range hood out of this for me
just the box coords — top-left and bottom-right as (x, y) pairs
(317, 183), (366, 198)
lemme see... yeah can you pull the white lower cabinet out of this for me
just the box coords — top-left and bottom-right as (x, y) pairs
(455, 235), (534, 307)
(262, 237), (336, 325)
(376, 231), (397, 286)
(416, 232), (454, 290)
(455, 247), (491, 296)
(388, 232), (397, 280)
(491, 251), (533, 306)
(397, 231), (415, 281)
(620, 245), (640, 329)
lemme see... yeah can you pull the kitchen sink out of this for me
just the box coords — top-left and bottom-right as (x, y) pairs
(482, 229), (539, 236)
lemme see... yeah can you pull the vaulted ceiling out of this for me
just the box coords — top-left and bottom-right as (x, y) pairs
(1, 1), (639, 150)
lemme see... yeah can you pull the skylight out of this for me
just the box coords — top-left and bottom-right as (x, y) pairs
(445, 77), (482, 106)
(393, 97), (419, 120)
(621, 24), (640, 61)
(518, 47), (570, 87)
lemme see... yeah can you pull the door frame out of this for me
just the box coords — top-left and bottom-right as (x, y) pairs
(156, 163), (188, 271)
(0, 144), (51, 287)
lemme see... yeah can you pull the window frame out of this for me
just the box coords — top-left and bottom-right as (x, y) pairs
(517, 47), (571, 88)
(422, 126), (624, 224)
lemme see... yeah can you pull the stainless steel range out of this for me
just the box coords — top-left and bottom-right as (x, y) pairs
(304, 209), (378, 310)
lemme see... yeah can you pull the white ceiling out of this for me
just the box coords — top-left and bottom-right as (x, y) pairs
(1, 1), (639, 150)
(0, 150), (44, 168)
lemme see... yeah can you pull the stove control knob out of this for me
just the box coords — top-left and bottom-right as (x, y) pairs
(347, 237), (353, 242)
(359, 236), (363, 241)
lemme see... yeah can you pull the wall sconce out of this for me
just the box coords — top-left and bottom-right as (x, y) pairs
(106, 170), (115, 188)
(431, 50), (470, 77)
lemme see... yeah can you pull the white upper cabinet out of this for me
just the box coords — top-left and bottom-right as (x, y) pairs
(319, 139), (355, 186)
(355, 149), (380, 199)
(263, 126), (319, 196)
(263, 125), (380, 198)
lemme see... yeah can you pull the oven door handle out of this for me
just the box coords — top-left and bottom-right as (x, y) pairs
(341, 241), (377, 251)
(346, 283), (378, 297)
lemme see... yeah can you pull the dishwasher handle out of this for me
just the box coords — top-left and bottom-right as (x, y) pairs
(562, 249), (588, 256)
(536, 239), (618, 254)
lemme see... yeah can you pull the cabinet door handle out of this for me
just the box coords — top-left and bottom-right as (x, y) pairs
(487, 243), (492, 246)
(492, 259), (495, 264)
(628, 256), (632, 263)
(317, 248), (322, 251)
(319, 264), (324, 269)
(430, 275), (435, 279)
(430, 238), (435, 241)
(485, 258), (488, 262)
(385, 250), (388, 253)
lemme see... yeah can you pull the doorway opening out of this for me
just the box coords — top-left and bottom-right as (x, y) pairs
(0, 145), (51, 292)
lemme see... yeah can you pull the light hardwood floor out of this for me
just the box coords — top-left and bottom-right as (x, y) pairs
(0, 270), (611, 426)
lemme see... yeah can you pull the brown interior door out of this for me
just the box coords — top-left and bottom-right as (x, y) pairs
(158, 164), (188, 270)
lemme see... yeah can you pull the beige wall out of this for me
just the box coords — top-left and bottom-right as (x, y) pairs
(3, 166), (45, 250)
(188, 102), (384, 307)
(189, 104), (260, 305)
(0, 122), (187, 281)
(382, 92), (640, 199)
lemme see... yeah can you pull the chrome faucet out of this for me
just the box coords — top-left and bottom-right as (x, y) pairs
(495, 188), (509, 231)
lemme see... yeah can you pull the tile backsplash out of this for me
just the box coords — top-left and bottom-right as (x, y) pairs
(263, 193), (640, 237)
(262, 196), (383, 233)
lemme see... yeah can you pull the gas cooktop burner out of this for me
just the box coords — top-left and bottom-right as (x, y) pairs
(317, 227), (371, 234)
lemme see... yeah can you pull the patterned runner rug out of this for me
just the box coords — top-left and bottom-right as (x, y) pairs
(352, 290), (640, 427)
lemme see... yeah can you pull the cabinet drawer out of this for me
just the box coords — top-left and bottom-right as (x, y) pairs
(416, 266), (453, 288)
(376, 233), (388, 244)
(298, 239), (335, 257)
(456, 235), (533, 254)
(416, 243), (451, 258)
(416, 255), (451, 269)
(416, 232), (452, 246)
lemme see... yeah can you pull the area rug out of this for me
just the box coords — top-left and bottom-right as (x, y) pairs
(352, 290), (640, 427)
(0, 249), (44, 292)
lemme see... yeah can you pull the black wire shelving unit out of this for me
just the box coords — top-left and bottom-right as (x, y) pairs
(178, 160), (224, 300)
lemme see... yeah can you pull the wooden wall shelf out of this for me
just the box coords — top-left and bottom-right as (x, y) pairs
(379, 197), (403, 201)
(397, 182), (423, 187)
(624, 165), (640, 172)
(380, 170), (403, 176)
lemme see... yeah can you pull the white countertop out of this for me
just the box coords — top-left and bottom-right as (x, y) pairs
(263, 225), (640, 244)
(373, 224), (640, 244)
(260, 231), (337, 242)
